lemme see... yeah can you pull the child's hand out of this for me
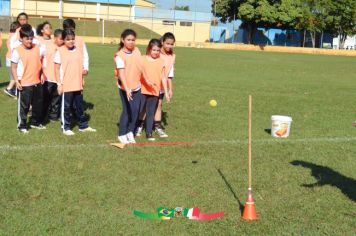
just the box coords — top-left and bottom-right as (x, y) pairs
(57, 85), (63, 95)
(126, 89), (133, 101)
(83, 70), (88, 76)
(82, 78), (85, 88)
(15, 81), (22, 91)
(168, 90), (173, 99)
(165, 94), (171, 103)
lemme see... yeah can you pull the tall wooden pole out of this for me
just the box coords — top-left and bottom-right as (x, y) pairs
(248, 95), (252, 189)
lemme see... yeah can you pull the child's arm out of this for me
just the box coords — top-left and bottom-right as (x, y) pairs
(11, 62), (21, 90)
(161, 67), (170, 103)
(167, 65), (174, 98)
(39, 45), (46, 84)
(118, 69), (132, 101)
(82, 43), (89, 76)
(115, 55), (132, 100)
(10, 49), (21, 90)
(55, 63), (63, 95)
(53, 51), (63, 95)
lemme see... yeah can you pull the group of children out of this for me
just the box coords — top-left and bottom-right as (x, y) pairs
(1, 12), (176, 142)
(2, 12), (95, 135)
(114, 30), (176, 144)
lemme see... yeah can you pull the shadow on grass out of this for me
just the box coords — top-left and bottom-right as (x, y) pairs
(0, 81), (10, 88)
(161, 112), (168, 128)
(264, 129), (271, 135)
(291, 160), (356, 202)
(217, 169), (244, 215)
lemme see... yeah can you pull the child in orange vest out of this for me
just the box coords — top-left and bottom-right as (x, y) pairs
(62, 19), (89, 77)
(139, 39), (170, 141)
(154, 32), (176, 138)
(37, 22), (64, 122)
(11, 24), (46, 133)
(54, 29), (96, 135)
(3, 21), (19, 98)
(114, 29), (142, 144)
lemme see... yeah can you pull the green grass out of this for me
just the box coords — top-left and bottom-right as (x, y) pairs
(0, 43), (356, 235)
(28, 17), (160, 39)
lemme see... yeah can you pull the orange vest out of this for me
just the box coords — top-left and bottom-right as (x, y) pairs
(160, 52), (176, 79)
(16, 44), (42, 86)
(140, 56), (165, 96)
(114, 47), (142, 91)
(41, 38), (58, 82)
(58, 46), (84, 92)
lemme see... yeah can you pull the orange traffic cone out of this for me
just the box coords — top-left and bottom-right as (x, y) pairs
(242, 188), (257, 221)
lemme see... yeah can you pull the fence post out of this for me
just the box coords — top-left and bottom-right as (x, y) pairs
(102, 19), (105, 44)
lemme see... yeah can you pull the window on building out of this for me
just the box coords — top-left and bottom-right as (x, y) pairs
(163, 20), (176, 25)
(180, 21), (192, 27)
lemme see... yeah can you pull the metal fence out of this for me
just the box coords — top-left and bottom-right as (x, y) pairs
(0, 0), (213, 43)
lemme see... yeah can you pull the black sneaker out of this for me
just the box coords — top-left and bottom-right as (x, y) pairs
(146, 133), (155, 141)
(3, 88), (16, 98)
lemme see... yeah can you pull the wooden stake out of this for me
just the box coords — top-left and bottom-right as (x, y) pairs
(248, 95), (252, 189)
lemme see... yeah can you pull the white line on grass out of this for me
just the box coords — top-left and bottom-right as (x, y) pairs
(0, 137), (356, 151)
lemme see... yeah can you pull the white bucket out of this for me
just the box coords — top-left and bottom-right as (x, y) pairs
(271, 115), (293, 138)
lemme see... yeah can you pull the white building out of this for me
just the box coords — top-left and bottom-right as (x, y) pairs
(333, 35), (356, 49)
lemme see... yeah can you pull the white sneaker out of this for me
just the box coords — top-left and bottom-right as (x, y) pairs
(79, 127), (97, 132)
(155, 128), (168, 138)
(126, 132), (136, 144)
(30, 124), (46, 130)
(19, 128), (29, 134)
(63, 130), (75, 136)
(118, 135), (130, 144)
(136, 126), (143, 137)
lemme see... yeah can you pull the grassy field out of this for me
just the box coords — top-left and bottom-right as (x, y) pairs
(0, 42), (355, 235)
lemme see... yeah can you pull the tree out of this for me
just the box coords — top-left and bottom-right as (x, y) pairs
(174, 5), (190, 11)
(295, 0), (330, 48)
(326, 0), (356, 49)
(213, 0), (302, 44)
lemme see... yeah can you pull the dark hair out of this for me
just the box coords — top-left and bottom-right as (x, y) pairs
(19, 24), (34, 38)
(62, 28), (75, 40)
(36, 21), (51, 36)
(63, 19), (76, 30)
(10, 21), (19, 33)
(54, 29), (63, 38)
(17, 12), (28, 23)
(146, 39), (162, 55)
(119, 29), (137, 50)
(161, 32), (175, 42)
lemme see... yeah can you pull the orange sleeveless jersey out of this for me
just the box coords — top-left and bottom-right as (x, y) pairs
(140, 56), (165, 96)
(58, 46), (84, 92)
(114, 47), (142, 91)
(160, 52), (176, 79)
(16, 44), (42, 86)
(40, 38), (58, 82)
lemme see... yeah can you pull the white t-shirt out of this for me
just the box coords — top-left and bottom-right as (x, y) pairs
(11, 44), (46, 82)
(115, 56), (125, 69)
(168, 65), (174, 78)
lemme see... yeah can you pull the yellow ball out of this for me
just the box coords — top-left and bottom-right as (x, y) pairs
(210, 99), (217, 107)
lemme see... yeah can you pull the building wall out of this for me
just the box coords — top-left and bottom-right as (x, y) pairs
(9, 0), (210, 43)
(10, 0), (132, 20)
